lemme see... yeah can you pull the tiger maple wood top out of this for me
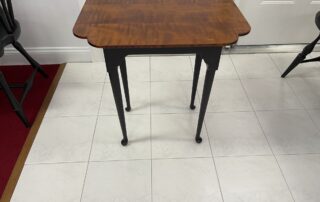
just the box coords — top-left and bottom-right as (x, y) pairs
(73, 0), (250, 48)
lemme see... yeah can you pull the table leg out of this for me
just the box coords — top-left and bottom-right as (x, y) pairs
(190, 54), (202, 110)
(120, 59), (132, 112)
(104, 50), (128, 146)
(195, 49), (221, 143)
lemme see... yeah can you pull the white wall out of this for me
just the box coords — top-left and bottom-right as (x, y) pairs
(236, 0), (319, 45)
(0, 0), (92, 65)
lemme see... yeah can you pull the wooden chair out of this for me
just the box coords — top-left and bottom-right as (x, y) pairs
(281, 11), (320, 77)
(0, 0), (48, 127)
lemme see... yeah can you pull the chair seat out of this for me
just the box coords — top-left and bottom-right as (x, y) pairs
(316, 11), (320, 30)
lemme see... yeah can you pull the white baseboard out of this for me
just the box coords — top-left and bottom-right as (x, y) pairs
(225, 44), (320, 54)
(0, 46), (92, 65)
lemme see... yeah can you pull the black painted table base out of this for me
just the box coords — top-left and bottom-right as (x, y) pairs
(104, 47), (222, 146)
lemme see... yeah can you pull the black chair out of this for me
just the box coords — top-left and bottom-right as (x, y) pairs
(281, 11), (320, 77)
(0, 0), (48, 127)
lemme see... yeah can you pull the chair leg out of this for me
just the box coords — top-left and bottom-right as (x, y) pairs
(15, 110), (31, 128)
(20, 71), (37, 104)
(120, 59), (132, 112)
(12, 41), (48, 78)
(301, 56), (320, 63)
(282, 34), (320, 78)
(0, 72), (30, 127)
(190, 54), (202, 109)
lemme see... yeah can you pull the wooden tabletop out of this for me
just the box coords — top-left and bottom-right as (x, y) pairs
(73, 0), (250, 48)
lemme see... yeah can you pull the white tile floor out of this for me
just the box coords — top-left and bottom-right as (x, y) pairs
(11, 53), (320, 202)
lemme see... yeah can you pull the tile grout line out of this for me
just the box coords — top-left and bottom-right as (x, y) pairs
(149, 56), (153, 202)
(79, 67), (107, 202)
(192, 54), (226, 202)
(202, 54), (243, 202)
(305, 108), (320, 133)
(44, 114), (100, 119)
(192, 54), (244, 201)
(24, 152), (320, 166)
(266, 54), (317, 202)
(268, 54), (320, 202)
(226, 54), (242, 82)
(25, 161), (88, 166)
(269, 54), (320, 133)
(61, 55), (318, 201)
(231, 55), (297, 202)
(23, 56), (320, 201)
(50, 109), (311, 118)
(269, 54), (320, 134)
(204, 119), (225, 202)
(266, 54), (282, 74)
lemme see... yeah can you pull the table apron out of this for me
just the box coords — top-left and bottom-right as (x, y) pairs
(103, 47), (222, 70)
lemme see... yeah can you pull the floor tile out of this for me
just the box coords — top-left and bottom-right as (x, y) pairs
(152, 158), (223, 202)
(277, 154), (320, 202)
(190, 55), (239, 80)
(81, 161), (151, 202)
(151, 56), (193, 81)
(60, 63), (106, 83)
(99, 82), (150, 115)
(215, 156), (293, 202)
(151, 114), (211, 159)
(307, 109), (320, 130)
(90, 115), (151, 161)
(126, 56), (150, 82)
(151, 81), (199, 114)
(287, 78), (320, 109)
(242, 78), (302, 110)
(11, 163), (87, 202)
(26, 116), (96, 164)
(198, 79), (252, 112)
(18, 56), (320, 202)
(257, 110), (320, 154)
(270, 53), (320, 78)
(206, 112), (271, 156)
(45, 83), (103, 117)
(105, 56), (150, 82)
(231, 54), (280, 79)
(310, 52), (319, 60)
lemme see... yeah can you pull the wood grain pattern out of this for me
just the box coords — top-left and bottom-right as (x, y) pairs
(73, 0), (250, 48)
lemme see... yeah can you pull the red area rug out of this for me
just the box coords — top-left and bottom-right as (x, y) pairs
(0, 64), (62, 201)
